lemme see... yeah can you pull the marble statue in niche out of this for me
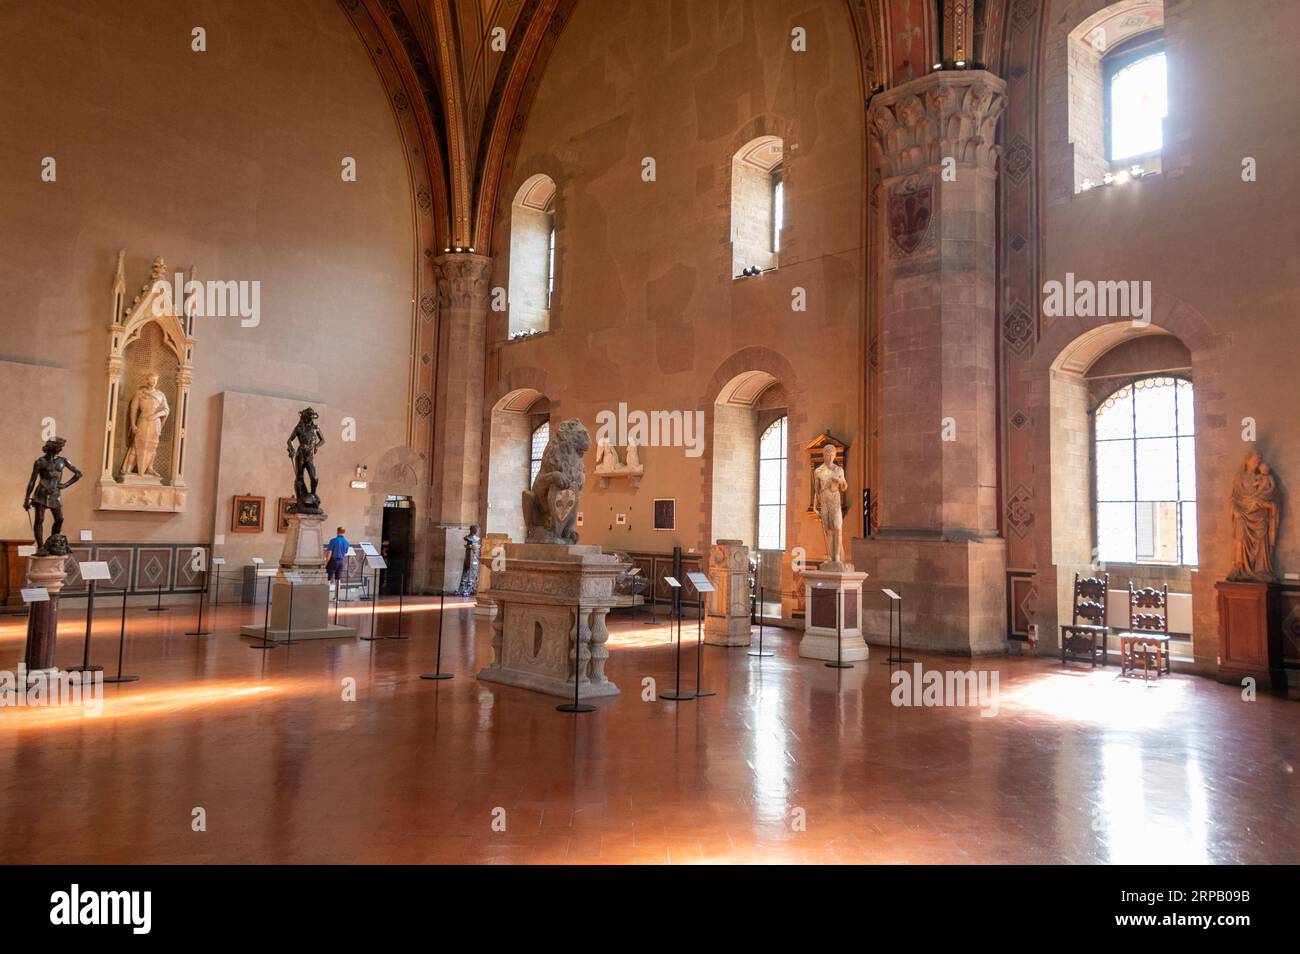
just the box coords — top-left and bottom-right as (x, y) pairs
(593, 436), (644, 490)
(24, 437), (82, 556)
(287, 407), (325, 514)
(120, 371), (170, 478)
(1228, 451), (1280, 582)
(523, 418), (589, 544)
(96, 251), (195, 513)
(813, 444), (849, 567)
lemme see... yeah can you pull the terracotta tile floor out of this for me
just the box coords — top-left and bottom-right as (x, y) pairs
(1, 595), (1297, 864)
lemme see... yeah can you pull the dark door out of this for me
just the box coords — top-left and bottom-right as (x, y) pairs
(380, 504), (413, 595)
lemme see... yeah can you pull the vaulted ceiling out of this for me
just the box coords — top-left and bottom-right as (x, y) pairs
(340, 1), (1014, 255)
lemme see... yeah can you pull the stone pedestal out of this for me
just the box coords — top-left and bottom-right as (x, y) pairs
(23, 554), (68, 673)
(239, 511), (356, 641)
(704, 539), (752, 646)
(477, 543), (622, 699)
(799, 565), (869, 662)
(1216, 580), (1279, 688)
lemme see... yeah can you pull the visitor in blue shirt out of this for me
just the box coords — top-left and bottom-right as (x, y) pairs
(325, 527), (350, 583)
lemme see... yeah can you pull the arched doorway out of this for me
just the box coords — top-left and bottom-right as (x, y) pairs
(486, 387), (551, 542)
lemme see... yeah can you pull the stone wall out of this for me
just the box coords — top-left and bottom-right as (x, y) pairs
(0, 0), (414, 562)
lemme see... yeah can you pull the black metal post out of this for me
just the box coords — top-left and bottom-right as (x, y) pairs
(420, 589), (454, 680)
(388, 573), (407, 639)
(148, 582), (168, 612)
(104, 585), (140, 683)
(250, 574), (277, 650)
(693, 593), (716, 696)
(748, 583), (773, 658)
(661, 585), (692, 702)
(826, 585), (853, 669)
(67, 580), (104, 674)
(556, 601), (596, 713)
(186, 569), (211, 636)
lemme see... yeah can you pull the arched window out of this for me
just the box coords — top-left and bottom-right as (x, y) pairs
(1106, 37), (1166, 162)
(1066, 1), (1166, 192)
(1094, 376), (1195, 565)
(508, 174), (557, 338)
(757, 415), (787, 551)
(731, 136), (784, 277)
(529, 421), (549, 485)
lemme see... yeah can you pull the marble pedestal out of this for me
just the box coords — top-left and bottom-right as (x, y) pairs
(478, 543), (622, 699)
(799, 565), (869, 662)
(239, 511), (356, 642)
(704, 539), (752, 646)
(23, 554), (68, 673)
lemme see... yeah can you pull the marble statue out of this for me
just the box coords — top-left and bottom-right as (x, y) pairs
(1228, 451), (1280, 582)
(523, 418), (590, 544)
(594, 436), (620, 473)
(624, 438), (641, 470)
(120, 371), (170, 478)
(24, 437), (82, 556)
(286, 407), (325, 513)
(457, 524), (482, 596)
(812, 444), (849, 567)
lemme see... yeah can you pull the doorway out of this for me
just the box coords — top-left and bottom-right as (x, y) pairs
(381, 495), (413, 595)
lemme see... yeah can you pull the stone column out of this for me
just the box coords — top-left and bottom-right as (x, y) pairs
(23, 555), (68, 673)
(704, 539), (752, 646)
(853, 71), (1009, 655)
(428, 253), (493, 594)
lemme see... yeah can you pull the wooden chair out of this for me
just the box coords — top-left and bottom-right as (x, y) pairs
(1119, 583), (1171, 680)
(1060, 573), (1110, 667)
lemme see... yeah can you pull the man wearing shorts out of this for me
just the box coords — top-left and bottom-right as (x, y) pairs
(325, 527), (351, 585)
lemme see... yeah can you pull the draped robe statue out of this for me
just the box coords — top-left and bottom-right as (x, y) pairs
(121, 372), (170, 478)
(1228, 452), (1280, 582)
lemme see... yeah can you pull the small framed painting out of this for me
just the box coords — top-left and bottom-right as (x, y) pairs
(653, 498), (675, 531)
(276, 497), (294, 532)
(232, 495), (265, 533)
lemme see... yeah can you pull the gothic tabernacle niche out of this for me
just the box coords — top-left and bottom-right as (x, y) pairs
(95, 251), (196, 513)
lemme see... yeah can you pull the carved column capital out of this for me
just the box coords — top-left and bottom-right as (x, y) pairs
(432, 252), (493, 312)
(868, 70), (1007, 180)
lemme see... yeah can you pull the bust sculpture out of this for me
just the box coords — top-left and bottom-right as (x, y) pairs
(457, 524), (482, 596)
(24, 437), (82, 556)
(120, 371), (170, 478)
(522, 418), (589, 544)
(286, 407), (325, 514)
(1228, 451), (1281, 582)
(812, 444), (849, 567)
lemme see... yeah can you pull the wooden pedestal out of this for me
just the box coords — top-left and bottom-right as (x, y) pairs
(1216, 580), (1280, 689)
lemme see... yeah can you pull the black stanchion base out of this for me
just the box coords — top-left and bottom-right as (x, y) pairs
(147, 607), (169, 613)
(102, 674), (140, 684)
(386, 634), (409, 641)
(358, 634), (384, 642)
(185, 630), (212, 636)
(556, 703), (596, 713)
(887, 656), (914, 664)
(747, 650), (775, 657)
(660, 691), (695, 701)
(419, 672), (454, 681)
(65, 665), (104, 673)
(692, 689), (717, 698)
(825, 661), (855, 669)
(249, 643), (278, 651)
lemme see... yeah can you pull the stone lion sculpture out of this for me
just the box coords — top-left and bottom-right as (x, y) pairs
(523, 418), (590, 544)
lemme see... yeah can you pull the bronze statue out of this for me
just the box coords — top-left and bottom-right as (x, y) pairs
(24, 437), (82, 555)
(286, 407), (325, 513)
(1228, 451), (1280, 582)
(457, 525), (481, 596)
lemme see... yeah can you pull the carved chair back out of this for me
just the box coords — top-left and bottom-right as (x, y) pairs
(1071, 573), (1109, 628)
(1127, 582), (1169, 635)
